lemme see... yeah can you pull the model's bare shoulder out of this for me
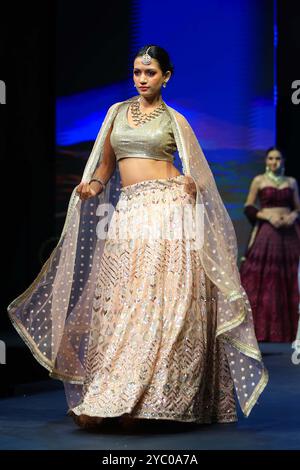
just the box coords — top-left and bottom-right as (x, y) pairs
(288, 176), (298, 187)
(253, 174), (264, 185)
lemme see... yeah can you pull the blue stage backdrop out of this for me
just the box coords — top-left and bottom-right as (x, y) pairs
(56, 0), (275, 260)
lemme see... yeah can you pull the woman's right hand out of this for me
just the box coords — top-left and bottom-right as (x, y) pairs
(184, 176), (197, 198)
(257, 210), (286, 228)
(76, 181), (103, 200)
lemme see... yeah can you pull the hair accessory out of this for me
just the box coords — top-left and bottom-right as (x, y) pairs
(142, 46), (152, 65)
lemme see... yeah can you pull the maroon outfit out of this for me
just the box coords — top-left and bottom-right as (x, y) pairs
(240, 186), (300, 342)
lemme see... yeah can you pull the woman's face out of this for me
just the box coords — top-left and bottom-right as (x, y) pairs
(133, 57), (170, 98)
(266, 149), (283, 172)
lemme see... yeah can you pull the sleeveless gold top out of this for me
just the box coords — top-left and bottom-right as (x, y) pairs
(110, 102), (177, 163)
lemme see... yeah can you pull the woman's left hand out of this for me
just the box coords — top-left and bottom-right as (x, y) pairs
(279, 211), (299, 227)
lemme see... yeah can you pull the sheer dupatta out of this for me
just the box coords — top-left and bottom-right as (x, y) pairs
(8, 95), (268, 417)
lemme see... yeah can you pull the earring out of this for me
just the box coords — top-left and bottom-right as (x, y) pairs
(133, 83), (136, 87)
(163, 82), (167, 88)
(280, 165), (285, 176)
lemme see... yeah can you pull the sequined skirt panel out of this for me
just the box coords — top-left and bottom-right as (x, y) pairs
(71, 175), (237, 423)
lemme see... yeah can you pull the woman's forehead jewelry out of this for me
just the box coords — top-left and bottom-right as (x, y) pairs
(142, 46), (152, 65)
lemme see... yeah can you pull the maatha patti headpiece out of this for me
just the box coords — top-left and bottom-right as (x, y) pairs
(141, 46), (152, 65)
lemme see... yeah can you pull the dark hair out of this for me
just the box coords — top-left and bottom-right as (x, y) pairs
(134, 45), (174, 76)
(265, 146), (285, 160)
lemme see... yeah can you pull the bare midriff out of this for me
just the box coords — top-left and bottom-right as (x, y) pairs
(259, 207), (292, 217)
(118, 157), (182, 187)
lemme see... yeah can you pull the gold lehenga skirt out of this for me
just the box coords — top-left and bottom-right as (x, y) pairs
(70, 175), (237, 423)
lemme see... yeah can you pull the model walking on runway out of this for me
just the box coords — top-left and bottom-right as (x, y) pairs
(240, 147), (300, 342)
(8, 45), (268, 430)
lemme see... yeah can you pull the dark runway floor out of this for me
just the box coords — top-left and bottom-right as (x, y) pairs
(0, 343), (299, 450)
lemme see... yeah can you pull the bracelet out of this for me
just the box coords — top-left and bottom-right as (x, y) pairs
(89, 177), (106, 190)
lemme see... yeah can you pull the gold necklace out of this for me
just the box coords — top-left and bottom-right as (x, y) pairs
(130, 97), (165, 127)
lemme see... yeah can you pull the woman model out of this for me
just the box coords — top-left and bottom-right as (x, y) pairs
(240, 147), (300, 342)
(8, 45), (268, 430)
